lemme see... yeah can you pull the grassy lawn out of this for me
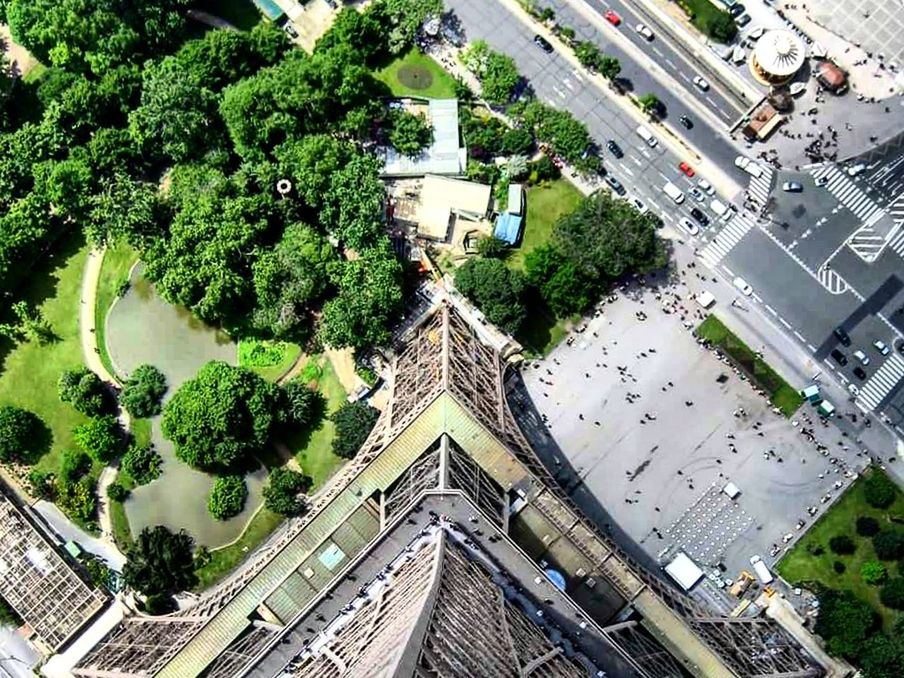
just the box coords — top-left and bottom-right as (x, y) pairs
(96, 242), (139, 380)
(194, 0), (261, 30)
(374, 48), (458, 99)
(0, 235), (91, 481)
(506, 179), (583, 271)
(696, 315), (804, 417)
(776, 468), (904, 630)
(109, 417), (153, 550)
(679, 0), (737, 43)
(238, 339), (302, 383)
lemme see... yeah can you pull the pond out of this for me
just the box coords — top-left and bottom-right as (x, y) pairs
(105, 263), (267, 548)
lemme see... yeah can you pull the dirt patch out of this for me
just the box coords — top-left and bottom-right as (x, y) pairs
(1, 24), (39, 78)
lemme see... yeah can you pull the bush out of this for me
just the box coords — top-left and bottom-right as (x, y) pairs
(27, 469), (55, 500)
(121, 444), (162, 486)
(528, 155), (560, 183)
(454, 257), (526, 334)
(856, 516), (881, 537)
(833, 560), (846, 574)
(263, 467), (311, 516)
(0, 406), (43, 463)
(864, 472), (897, 509)
(475, 235), (509, 259)
(879, 577), (904, 609)
(332, 401), (379, 459)
(73, 415), (122, 463)
(123, 526), (197, 597)
(873, 529), (904, 561)
(828, 535), (856, 555)
(280, 380), (325, 429)
(388, 110), (433, 157)
(119, 364), (167, 418)
(60, 449), (93, 485)
(861, 560), (888, 585)
(58, 368), (113, 417)
(207, 475), (247, 520)
(107, 482), (128, 502)
(56, 479), (97, 525)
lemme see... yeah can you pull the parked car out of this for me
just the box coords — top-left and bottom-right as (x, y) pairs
(605, 175), (626, 195)
(679, 217), (699, 235)
(283, 22), (299, 39)
(873, 339), (890, 355)
(607, 139), (624, 158)
(679, 115), (694, 129)
(690, 207), (709, 226)
(816, 176), (829, 186)
(679, 161), (695, 177)
(732, 276), (753, 296)
(830, 349), (848, 366)
(833, 326), (851, 346)
(853, 350), (870, 366)
(853, 366), (867, 380)
(635, 23), (654, 40)
(729, 3), (746, 16)
(782, 181), (803, 192)
(698, 179), (714, 195)
(693, 75), (710, 91)
(735, 13), (752, 26)
(533, 34), (554, 53)
(630, 197), (648, 214)
(604, 9), (621, 26)
(690, 187), (705, 202)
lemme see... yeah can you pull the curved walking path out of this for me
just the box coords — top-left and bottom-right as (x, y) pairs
(79, 248), (128, 559)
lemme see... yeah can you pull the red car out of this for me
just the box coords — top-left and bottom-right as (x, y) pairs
(604, 9), (621, 26)
(679, 161), (695, 177)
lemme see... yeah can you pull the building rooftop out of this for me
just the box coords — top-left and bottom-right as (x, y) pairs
(381, 99), (466, 177)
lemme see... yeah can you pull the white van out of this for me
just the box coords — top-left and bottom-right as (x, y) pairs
(636, 125), (658, 148)
(662, 181), (685, 204)
(710, 198), (735, 222)
(752, 559), (774, 585)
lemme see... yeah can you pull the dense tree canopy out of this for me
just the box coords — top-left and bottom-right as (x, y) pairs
(0, 406), (43, 463)
(872, 530), (904, 561)
(813, 589), (877, 659)
(454, 257), (526, 334)
(279, 380), (324, 429)
(58, 368), (113, 417)
(864, 472), (896, 509)
(274, 135), (352, 211)
(525, 243), (596, 316)
(207, 475), (247, 520)
(332, 401), (379, 459)
(162, 361), (282, 472)
(319, 153), (386, 250)
(263, 467), (311, 516)
(121, 443), (162, 485)
(73, 415), (122, 463)
(119, 364), (167, 418)
(389, 110), (433, 157)
(122, 525), (197, 597)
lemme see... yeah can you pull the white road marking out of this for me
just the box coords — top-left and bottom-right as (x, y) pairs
(622, 166), (635, 177)
(665, 58), (677, 69)
(765, 304), (777, 316)
(807, 344), (817, 353)
(678, 72), (691, 82)
(793, 331), (806, 342)
(720, 264), (734, 277)
(779, 317), (791, 329)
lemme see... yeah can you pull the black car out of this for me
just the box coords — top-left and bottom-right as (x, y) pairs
(833, 326), (851, 346)
(679, 115), (694, 129)
(831, 349), (848, 366)
(533, 34), (554, 53)
(729, 3), (746, 17)
(607, 139), (624, 158)
(853, 366), (867, 380)
(689, 207), (709, 226)
(605, 175), (626, 195)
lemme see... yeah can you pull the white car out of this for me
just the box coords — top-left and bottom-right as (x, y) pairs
(873, 339), (890, 355)
(733, 276), (753, 296)
(734, 155), (764, 178)
(693, 75), (710, 91)
(853, 350), (870, 366)
(848, 383), (860, 397)
(635, 23), (654, 40)
(847, 163), (866, 176)
(698, 179), (715, 195)
(690, 187), (705, 202)
(679, 217), (699, 235)
(630, 197), (649, 214)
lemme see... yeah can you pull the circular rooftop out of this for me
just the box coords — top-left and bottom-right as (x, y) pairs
(752, 30), (806, 79)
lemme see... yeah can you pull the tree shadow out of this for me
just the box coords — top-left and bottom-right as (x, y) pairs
(21, 411), (53, 465)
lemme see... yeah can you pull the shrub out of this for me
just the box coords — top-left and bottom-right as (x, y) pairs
(60, 449), (93, 485)
(58, 368), (113, 417)
(56, 479), (97, 524)
(263, 467), (311, 516)
(107, 482), (129, 502)
(207, 475), (247, 520)
(332, 401), (379, 459)
(0, 406), (43, 463)
(833, 560), (846, 574)
(828, 535), (856, 555)
(856, 516), (881, 537)
(861, 560), (887, 585)
(873, 529), (904, 561)
(27, 469), (55, 500)
(879, 577), (904, 609)
(119, 365), (167, 418)
(280, 380), (324, 429)
(864, 472), (896, 509)
(121, 444), (162, 486)
(73, 416), (122, 463)
(528, 155), (560, 183)
(475, 235), (509, 259)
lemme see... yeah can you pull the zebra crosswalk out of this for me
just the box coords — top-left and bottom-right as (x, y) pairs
(817, 267), (848, 294)
(746, 168), (774, 211)
(889, 225), (904, 259)
(855, 354), (904, 413)
(699, 214), (757, 269)
(811, 165), (883, 222)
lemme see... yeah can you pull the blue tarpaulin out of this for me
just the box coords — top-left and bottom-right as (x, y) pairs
(494, 213), (523, 244)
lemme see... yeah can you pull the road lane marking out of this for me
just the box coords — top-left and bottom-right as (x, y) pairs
(720, 264), (734, 276)
(764, 304), (778, 316)
(779, 317), (791, 329)
(622, 166), (635, 177)
(794, 331), (806, 342)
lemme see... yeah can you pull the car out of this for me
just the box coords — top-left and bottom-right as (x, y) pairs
(283, 22), (299, 38)
(833, 326), (851, 346)
(635, 23), (654, 40)
(605, 175), (626, 195)
(533, 34), (554, 53)
(830, 349), (848, 366)
(630, 197), (648, 214)
(690, 207), (709, 226)
(848, 383), (861, 396)
(873, 340), (890, 355)
(735, 13), (752, 26)
(782, 181), (803, 192)
(679, 115), (694, 129)
(604, 9), (621, 26)
(679, 217), (699, 235)
(853, 350), (870, 366)
(847, 163), (866, 176)
(729, 3), (746, 16)
(749, 554), (762, 565)
(693, 76), (710, 91)
(607, 139), (624, 158)
(679, 161), (695, 177)
(690, 187), (705, 202)
(816, 176), (829, 186)
(853, 366), (867, 380)
(732, 276), (752, 296)
(698, 179), (714, 195)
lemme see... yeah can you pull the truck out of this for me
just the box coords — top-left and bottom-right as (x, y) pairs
(750, 556), (774, 585)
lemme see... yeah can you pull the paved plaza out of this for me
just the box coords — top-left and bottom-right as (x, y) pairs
(513, 274), (871, 582)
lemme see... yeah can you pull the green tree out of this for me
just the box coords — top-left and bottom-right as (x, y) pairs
(332, 401), (379, 458)
(389, 110), (433, 157)
(513, 101), (590, 164)
(861, 560), (888, 585)
(60, 448), (93, 485)
(56, 478), (97, 524)
(454, 257), (526, 334)
(320, 244), (403, 350)
(372, 0), (442, 54)
(0, 594), (23, 628)
(280, 380), (324, 429)
(860, 634), (904, 678)
(32, 156), (94, 221)
(879, 577), (904, 609)
(0, 405), (43, 463)
(857, 516), (881, 537)
(87, 173), (162, 247)
(74, 415), (122, 463)
(554, 191), (666, 281)
(121, 444), (162, 485)
(500, 128), (533, 156)
(0, 301), (55, 344)
(58, 367), (113, 417)
(637, 93), (661, 116)
(207, 475), (247, 520)
(864, 472), (896, 509)
(315, 6), (387, 63)
(162, 361), (282, 472)
(475, 235), (509, 259)
(707, 12), (738, 43)
(574, 41), (603, 70)
(828, 534), (856, 555)
(481, 52), (520, 105)
(107, 482), (128, 501)
(525, 243), (596, 316)
(319, 153), (386, 250)
(263, 467), (311, 516)
(27, 469), (56, 500)
(873, 530), (904, 561)
(813, 589), (876, 659)
(120, 364), (167, 418)
(122, 525), (197, 596)
(597, 55), (622, 80)
(274, 135), (352, 210)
